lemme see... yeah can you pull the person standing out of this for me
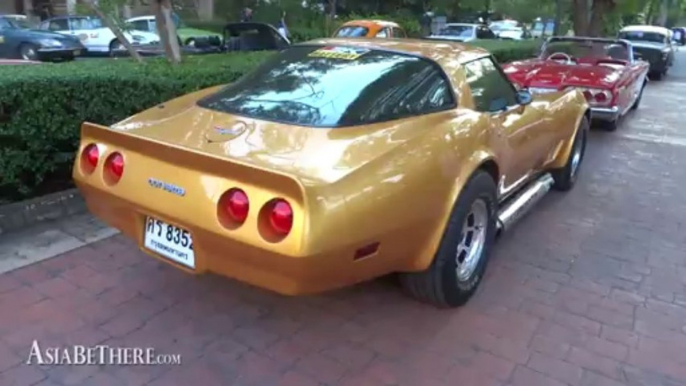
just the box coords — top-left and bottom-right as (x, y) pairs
(277, 10), (289, 39)
(241, 7), (253, 22)
(421, 11), (434, 37)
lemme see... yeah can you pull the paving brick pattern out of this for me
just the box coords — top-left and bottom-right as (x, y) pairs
(3, 69), (686, 386)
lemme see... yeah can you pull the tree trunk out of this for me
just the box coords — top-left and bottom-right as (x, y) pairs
(572, 0), (589, 36)
(656, 0), (669, 26)
(154, 0), (182, 64)
(553, 0), (563, 35)
(588, 0), (615, 37)
(83, 0), (143, 62)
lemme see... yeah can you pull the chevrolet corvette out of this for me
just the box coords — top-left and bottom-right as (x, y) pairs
(73, 38), (589, 307)
(503, 36), (649, 131)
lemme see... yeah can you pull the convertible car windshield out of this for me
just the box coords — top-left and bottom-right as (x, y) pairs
(198, 45), (455, 127)
(544, 40), (630, 61)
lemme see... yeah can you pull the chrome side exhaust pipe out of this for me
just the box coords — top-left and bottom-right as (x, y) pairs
(496, 173), (554, 234)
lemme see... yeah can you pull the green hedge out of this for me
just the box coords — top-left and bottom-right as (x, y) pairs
(0, 39), (543, 202)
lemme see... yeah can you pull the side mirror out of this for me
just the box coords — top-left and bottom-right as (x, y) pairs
(516, 89), (533, 105)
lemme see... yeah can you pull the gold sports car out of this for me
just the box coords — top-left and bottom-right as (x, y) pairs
(74, 38), (590, 307)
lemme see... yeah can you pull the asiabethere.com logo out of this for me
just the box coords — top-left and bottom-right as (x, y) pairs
(26, 340), (182, 366)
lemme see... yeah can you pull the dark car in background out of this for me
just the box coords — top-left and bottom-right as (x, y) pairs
(0, 15), (84, 61)
(618, 25), (675, 80)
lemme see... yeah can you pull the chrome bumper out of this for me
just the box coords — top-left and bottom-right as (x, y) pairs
(591, 106), (620, 122)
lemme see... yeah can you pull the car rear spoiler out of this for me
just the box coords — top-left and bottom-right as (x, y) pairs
(78, 122), (307, 204)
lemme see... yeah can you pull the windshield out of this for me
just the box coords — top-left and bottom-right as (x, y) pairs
(618, 31), (666, 43)
(439, 25), (474, 37)
(543, 40), (630, 61)
(0, 17), (19, 29)
(198, 45), (454, 127)
(334, 26), (369, 37)
(71, 18), (102, 30)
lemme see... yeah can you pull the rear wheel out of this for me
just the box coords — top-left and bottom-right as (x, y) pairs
(18, 43), (39, 61)
(551, 116), (588, 191)
(649, 71), (663, 80)
(399, 171), (497, 308)
(109, 39), (124, 56)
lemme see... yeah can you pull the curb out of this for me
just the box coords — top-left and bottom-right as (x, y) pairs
(0, 188), (86, 236)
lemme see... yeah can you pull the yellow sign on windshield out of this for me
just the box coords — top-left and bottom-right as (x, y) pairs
(308, 46), (369, 60)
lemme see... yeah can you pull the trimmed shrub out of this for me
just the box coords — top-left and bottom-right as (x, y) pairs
(0, 39), (543, 202)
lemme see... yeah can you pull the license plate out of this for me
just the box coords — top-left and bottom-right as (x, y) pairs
(73, 49), (81, 56)
(143, 217), (195, 268)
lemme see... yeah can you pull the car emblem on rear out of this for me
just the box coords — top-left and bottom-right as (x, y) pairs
(214, 126), (242, 135)
(148, 178), (186, 197)
(205, 121), (248, 143)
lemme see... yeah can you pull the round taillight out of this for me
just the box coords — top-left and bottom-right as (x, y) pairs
(594, 92), (607, 102)
(84, 144), (99, 167)
(105, 152), (124, 183)
(270, 199), (293, 235)
(224, 188), (249, 223)
(582, 90), (593, 100)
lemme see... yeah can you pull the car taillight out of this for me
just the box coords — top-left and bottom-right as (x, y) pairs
(570, 87), (612, 106)
(104, 152), (125, 182)
(222, 188), (249, 223)
(84, 143), (99, 168)
(269, 199), (293, 235)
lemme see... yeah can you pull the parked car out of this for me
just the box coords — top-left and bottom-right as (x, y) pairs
(671, 27), (685, 46)
(113, 22), (288, 57)
(333, 20), (406, 38)
(38, 16), (159, 55)
(497, 26), (532, 40)
(223, 22), (290, 51)
(502, 36), (649, 131)
(0, 14), (84, 61)
(428, 23), (496, 42)
(126, 14), (222, 47)
(489, 19), (518, 36)
(73, 39), (588, 307)
(618, 25), (674, 80)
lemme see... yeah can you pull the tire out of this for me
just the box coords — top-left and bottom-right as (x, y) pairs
(400, 171), (497, 308)
(18, 43), (39, 61)
(630, 82), (645, 111)
(109, 39), (124, 56)
(649, 71), (663, 81)
(604, 119), (618, 131)
(551, 116), (588, 191)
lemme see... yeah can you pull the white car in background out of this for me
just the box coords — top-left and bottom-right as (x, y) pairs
(428, 23), (497, 42)
(497, 26), (532, 40)
(38, 16), (159, 55)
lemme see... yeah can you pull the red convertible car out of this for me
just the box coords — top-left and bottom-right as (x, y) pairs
(502, 37), (649, 130)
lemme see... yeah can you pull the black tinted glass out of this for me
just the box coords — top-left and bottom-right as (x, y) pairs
(198, 46), (455, 127)
(464, 57), (518, 112)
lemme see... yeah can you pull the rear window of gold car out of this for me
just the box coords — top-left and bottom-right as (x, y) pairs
(197, 45), (456, 128)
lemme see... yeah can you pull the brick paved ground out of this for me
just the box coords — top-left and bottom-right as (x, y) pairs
(2, 61), (686, 386)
